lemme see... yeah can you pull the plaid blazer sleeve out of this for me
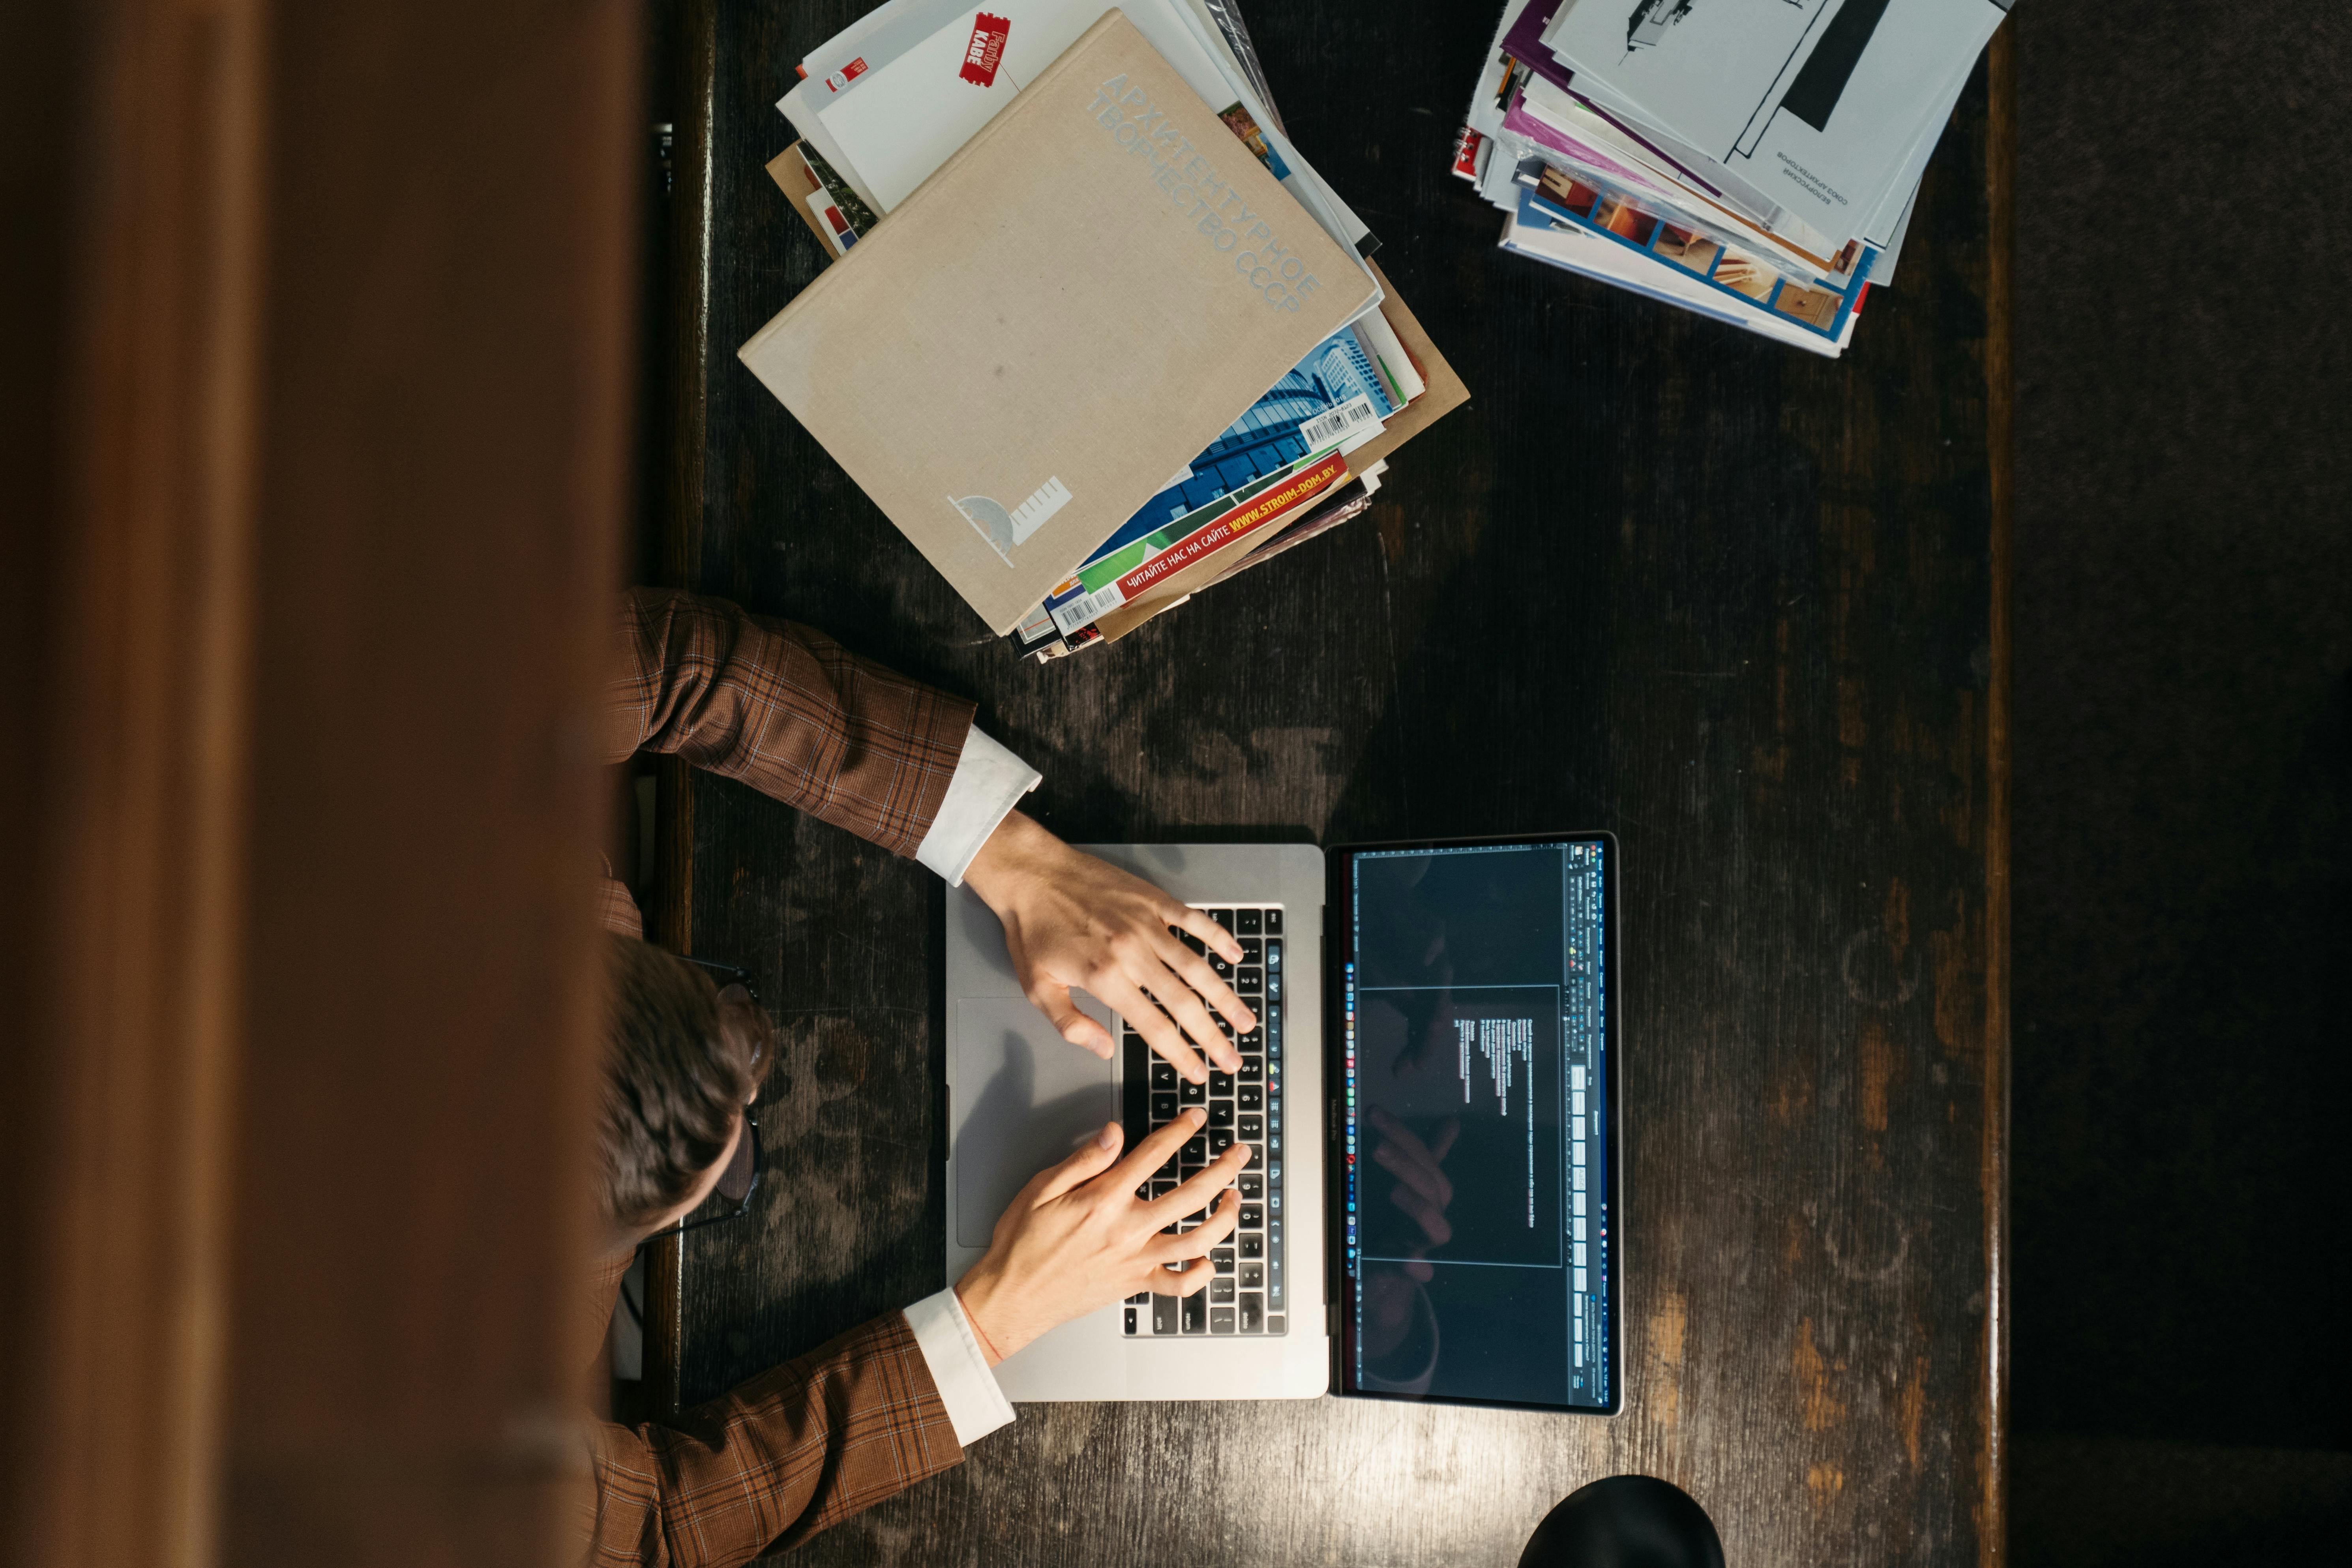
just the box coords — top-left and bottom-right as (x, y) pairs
(585, 1311), (963, 1568)
(612, 587), (978, 860)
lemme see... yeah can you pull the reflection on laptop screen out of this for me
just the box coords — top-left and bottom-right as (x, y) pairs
(1338, 839), (1614, 1411)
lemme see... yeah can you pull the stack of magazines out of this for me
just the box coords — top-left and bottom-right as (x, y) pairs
(1454, 0), (2009, 356)
(761, 0), (1466, 661)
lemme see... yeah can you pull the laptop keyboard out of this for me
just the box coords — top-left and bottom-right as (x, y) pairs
(1122, 903), (1286, 1338)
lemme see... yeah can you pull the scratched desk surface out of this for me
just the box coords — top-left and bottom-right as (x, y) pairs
(635, 2), (2011, 1563)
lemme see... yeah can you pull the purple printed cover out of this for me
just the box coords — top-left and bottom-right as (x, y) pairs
(1501, 1), (1577, 95)
(1500, 0), (1728, 203)
(1502, 94), (1659, 194)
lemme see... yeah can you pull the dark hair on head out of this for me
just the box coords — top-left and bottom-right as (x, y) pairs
(598, 936), (763, 1229)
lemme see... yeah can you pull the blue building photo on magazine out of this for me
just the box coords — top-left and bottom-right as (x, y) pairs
(1112, 322), (1398, 544)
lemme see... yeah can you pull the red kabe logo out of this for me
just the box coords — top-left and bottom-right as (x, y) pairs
(960, 13), (1010, 87)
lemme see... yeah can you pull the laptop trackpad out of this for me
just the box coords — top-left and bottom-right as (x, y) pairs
(953, 998), (1115, 1248)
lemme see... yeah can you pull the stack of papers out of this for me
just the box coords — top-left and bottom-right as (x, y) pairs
(750, 1), (1466, 658)
(1453, 0), (2008, 356)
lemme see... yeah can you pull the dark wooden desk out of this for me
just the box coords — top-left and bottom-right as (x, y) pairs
(637, 3), (2010, 1562)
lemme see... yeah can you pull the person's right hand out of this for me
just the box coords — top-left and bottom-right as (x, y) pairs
(953, 1107), (1245, 1366)
(963, 811), (1254, 1085)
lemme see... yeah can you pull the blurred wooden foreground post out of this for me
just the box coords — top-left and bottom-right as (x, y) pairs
(2, 4), (639, 1567)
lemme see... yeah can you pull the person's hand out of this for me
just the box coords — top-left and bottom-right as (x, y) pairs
(963, 810), (1256, 1083)
(954, 1108), (1246, 1365)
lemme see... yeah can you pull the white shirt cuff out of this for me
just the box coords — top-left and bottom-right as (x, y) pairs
(913, 725), (1040, 886)
(902, 1288), (1016, 1448)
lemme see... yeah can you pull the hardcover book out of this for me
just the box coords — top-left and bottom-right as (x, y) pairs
(739, 9), (1374, 633)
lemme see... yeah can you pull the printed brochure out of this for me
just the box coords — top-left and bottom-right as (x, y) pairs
(1043, 449), (1349, 636)
(1516, 162), (1871, 343)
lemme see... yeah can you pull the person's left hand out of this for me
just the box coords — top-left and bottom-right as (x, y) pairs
(964, 810), (1256, 1083)
(955, 1109), (1245, 1366)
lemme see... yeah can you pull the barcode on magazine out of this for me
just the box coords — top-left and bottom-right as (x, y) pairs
(1050, 582), (1127, 636)
(1298, 394), (1382, 454)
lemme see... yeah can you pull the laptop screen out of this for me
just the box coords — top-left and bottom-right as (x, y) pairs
(1334, 836), (1618, 1413)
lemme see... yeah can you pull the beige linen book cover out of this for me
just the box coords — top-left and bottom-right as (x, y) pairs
(737, 9), (1373, 634)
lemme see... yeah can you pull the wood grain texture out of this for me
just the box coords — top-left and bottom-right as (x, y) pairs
(1979, 25), (2016, 1566)
(219, 3), (638, 1564)
(2, 4), (266, 1562)
(650, 4), (2012, 1562)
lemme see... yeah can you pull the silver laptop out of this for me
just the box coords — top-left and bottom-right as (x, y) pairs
(944, 834), (1622, 1413)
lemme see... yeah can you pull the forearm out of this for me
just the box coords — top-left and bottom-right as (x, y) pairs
(585, 1311), (963, 1568)
(960, 807), (1058, 910)
(611, 587), (975, 859)
(913, 734), (1040, 886)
